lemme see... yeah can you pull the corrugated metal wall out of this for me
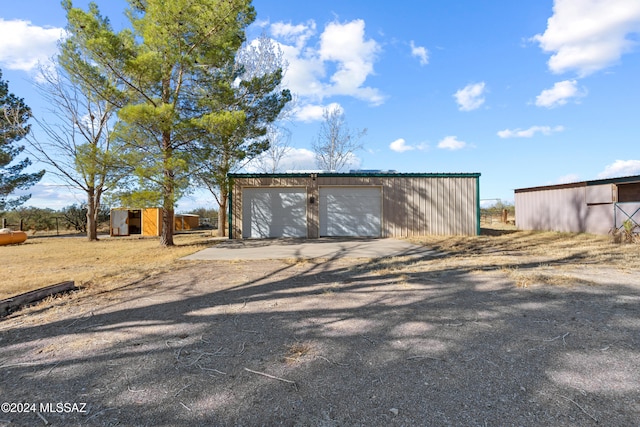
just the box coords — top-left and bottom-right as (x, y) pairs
(515, 185), (614, 234)
(515, 187), (587, 233)
(230, 174), (479, 238)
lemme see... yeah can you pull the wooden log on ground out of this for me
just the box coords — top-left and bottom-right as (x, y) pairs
(0, 281), (77, 317)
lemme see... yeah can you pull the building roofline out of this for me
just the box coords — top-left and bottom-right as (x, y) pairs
(515, 174), (640, 193)
(229, 172), (481, 179)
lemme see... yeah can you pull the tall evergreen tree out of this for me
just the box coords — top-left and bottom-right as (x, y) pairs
(63, 0), (256, 246)
(194, 34), (291, 237)
(0, 70), (44, 211)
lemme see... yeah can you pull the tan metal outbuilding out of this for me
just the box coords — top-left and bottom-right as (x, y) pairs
(228, 172), (481, 239)
(514, 175), (640, 235)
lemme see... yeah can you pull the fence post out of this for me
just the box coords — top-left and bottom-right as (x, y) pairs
(1, 218), (5, 228)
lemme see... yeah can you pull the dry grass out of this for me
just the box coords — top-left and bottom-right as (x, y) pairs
(409, 225), (640, 287)
(0, 233), (214, 300)
(283, 342), (313, 364)
(4, 225), (639, 301)
(410, 226), (640, 270)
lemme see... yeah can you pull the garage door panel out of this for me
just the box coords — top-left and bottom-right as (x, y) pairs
(243, 188), (307, 238)
(320, 187), (381, 237)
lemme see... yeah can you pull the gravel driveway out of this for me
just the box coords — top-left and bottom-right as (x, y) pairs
(1, 250), (639, 426)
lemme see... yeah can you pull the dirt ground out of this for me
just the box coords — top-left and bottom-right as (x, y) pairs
(1, 237), (639, 426)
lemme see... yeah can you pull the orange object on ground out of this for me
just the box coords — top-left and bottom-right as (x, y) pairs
(0, 229), (27, 245)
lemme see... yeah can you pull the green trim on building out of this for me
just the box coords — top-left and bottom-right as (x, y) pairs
(228, 172), (482, 238)
(229, 172), (481, 179)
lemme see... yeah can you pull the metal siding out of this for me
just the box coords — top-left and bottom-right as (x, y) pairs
(436, 178), (445, 235)
(586, 184), (613, 204)
(516, 187), (598, 233)
(587, 204), (615, 234)
(399, 177), (407, 235)
(452, 179), (461, 234)
(378, 176), (477, 237)
(231, 174), (479, 238)
(426, 178), (433, 234)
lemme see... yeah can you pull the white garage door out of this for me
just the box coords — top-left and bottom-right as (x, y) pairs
(242, 188), (307, 238)
(320, 187), (382, 237)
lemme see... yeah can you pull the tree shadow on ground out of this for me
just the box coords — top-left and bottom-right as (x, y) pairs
(1, 246), (639, 426)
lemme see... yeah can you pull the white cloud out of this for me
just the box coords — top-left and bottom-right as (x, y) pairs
(269, 19), (384, 117)
(271, 20), (317, 47)
(389, 138), (413, 153)
(319, 19), (383, 103)
(497, 125), (565, 138)
(410, 41), (429, 65)
(292, 102), (342, 122)
(0, 19), (64, 72)
(438, 136), (467, 150)
(532, 0), (640, 76)
(276, 147), (319, 171)
(14, 181), (84, 209)
(454, 82), (486, 111)
(389, 138), (428, 153)
(597, 160), (640, 178)
(535, 80), (586, 108)
(243, 147), (318, 173)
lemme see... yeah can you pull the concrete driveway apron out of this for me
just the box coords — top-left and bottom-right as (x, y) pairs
(182, 238), (437, 261)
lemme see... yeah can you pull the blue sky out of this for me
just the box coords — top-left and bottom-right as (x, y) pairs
(2, 0), (640, 212)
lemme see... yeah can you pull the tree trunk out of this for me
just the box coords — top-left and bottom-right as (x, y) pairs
(86, 186), (98, 241)
(217, 192), (228, 237)
(160, 132), (175, 247)
(160, 205), (174, 246)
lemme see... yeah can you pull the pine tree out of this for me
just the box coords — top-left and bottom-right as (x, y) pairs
(0, 70), (44, 211)
(63, 0), (257, 246)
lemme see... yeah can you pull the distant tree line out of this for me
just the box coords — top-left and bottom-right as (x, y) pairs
(1, 204), (215, 234)
(1, 204), (108, 234)
(481, 200), (515, 217)
(481, 200), (515, 224)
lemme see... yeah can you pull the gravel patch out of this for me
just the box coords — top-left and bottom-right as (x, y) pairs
(1, 254), (639, 426)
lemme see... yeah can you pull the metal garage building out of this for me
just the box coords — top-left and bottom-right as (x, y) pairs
(228, 172), (481, 239)
(515, 175), (640, 235)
